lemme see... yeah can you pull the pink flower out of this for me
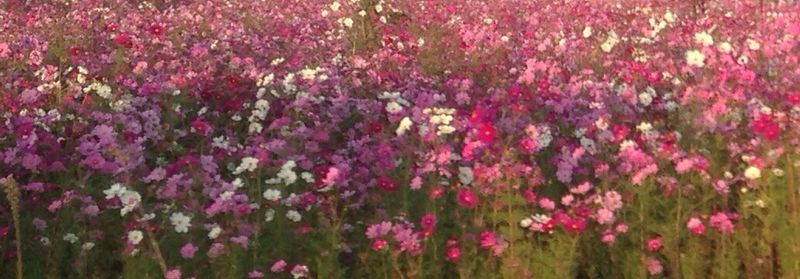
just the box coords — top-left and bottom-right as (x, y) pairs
(647, 237), (662, 251)
(479, 230), (496, 248)
(270, 260), (287, 272)
(247, 270), (264, 278)
(601, 232), (616, 245)
(687, 217), (706, 235)
(290, 265), (309, 278)
(709, 212), (735, 233)
(164, 268), (181, 279)
(180, 243), (198, 259)
(445, 246), (461, 262)
(420, 213), (437, 230)
(595, 208), (615, 225)
(646, 258), (663, 275)
(457, 187), (478, 208)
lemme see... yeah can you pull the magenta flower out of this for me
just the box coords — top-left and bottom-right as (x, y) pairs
(457, 187), (478, 208)
(479, 230), (496, 248)
(445, 246), (461, 262)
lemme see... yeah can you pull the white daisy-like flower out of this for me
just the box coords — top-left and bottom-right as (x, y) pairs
(717, 42), (732, 53)
(262, 189), (282, 201)
(396, 117), (413, 136)
(330, 1), (341, 11)
(582, 26), (592, 38)
(104, 183), (127, 200)
(458, 167), (474, 185)
(63, 233), (79, 244)
(233, 157), (259, 174)
(747, 38), (760, 51)
(685, 49), (705, 67)
(694, 31), (714, 47)
(128, 230), (144, 245)
(744, 166), (761, 180)
(170, 212), (192, 233)
(119, 190), (142, 216)
(342, 17), (354, 28)
(208, 226), (222, 239)
(385, 101), (403, 114)
(286, 210), (302, 222)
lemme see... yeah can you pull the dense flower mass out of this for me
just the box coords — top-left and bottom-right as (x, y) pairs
(0, 0), (799, 278)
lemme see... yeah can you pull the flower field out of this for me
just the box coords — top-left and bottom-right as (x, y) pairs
(1, 0), (800, 278)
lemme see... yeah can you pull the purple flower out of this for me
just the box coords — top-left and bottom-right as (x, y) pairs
(21, 153), (42, 171)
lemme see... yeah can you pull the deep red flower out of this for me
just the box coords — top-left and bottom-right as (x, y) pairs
(371, 239), (388, 251)
(376, 176), (399, 192)
(561, 217), (586, 234)
(457, 187), (477, 208)
(113, 32), (133, 48)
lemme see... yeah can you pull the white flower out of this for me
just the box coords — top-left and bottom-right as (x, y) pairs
(265, 209), (275, 222)
(40, 237), (51, 246)
(255, 99), (270, 111)
(248, 122), (263, 134)
(685, 49), (705, 67)
(119, 190), (142, 216)
(385, 101), (402, 114)
(755, 199), (766, 208)
(737, 55), (749, 65)
(170, 212), (192, 233)
(358, 10), (367, 17)
(772, 168), (785, 177)
(601, 31), (619, 52)
(262, 189), (282, 201)
(396, 117), (413, 136)
(128, 230), (144, 245)
(375, 4), (383, 13)
(277, 160), (298, 185)
(747, 38), (760, 51)
(330, 1), (341, 11)
(342, 17), (354, 28)
(744, 166), (761, 180)
(208, 226), (222, 239)
(639, 92), (653, 106)
(232, 178), (244, 188)
(233, 157), (259, 174)
(663, 11), (676, 23)
(717, 42), (732, 53)
(63, 233), (79, 244)
(104, 183), (128, 200)
(458, 167), (474, 185)
(286, 210), (302, 222)
(520, 217), (533, 228)
(694, 31), (714, 47)
(582, 26), (592, 38)
(82, 242), (95, 251)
